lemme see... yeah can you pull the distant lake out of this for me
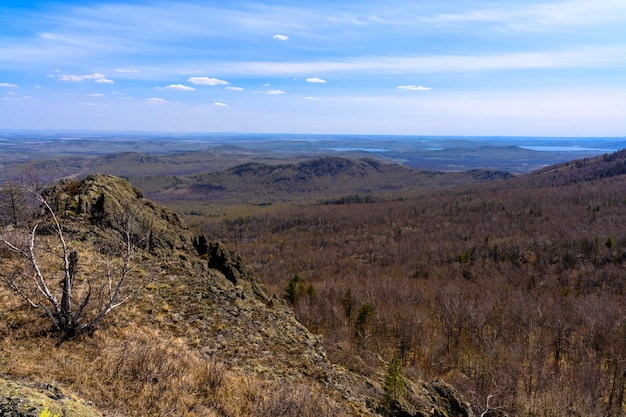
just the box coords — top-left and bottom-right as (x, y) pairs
(519, 146), (616, 152)
(327, 147), (390, 152)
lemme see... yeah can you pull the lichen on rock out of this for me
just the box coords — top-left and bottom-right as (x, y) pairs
(0, 377), (101, 417)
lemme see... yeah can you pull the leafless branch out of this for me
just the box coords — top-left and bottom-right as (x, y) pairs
(0, 187), (140, 337)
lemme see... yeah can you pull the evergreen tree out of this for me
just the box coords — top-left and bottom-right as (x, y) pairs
(354, 303), (375, 349)
(382, 357), (406, 415)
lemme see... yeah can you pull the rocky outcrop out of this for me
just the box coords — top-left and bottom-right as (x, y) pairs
(43, 174), (193, 255)
(0, 377), (100, 417)
(423, 379), (475, 417)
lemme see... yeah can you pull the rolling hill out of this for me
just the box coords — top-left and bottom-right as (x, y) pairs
(136, 156), (513, 206)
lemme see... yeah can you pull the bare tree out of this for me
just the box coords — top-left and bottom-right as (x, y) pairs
(0, 179), (30, 225)
(474, 393), (507, 417)
(0, 190), (138, 337)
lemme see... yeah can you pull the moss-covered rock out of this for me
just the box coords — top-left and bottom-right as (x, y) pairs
(0, 377), (101, 417)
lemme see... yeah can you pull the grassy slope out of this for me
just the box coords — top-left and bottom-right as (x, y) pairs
(0, 176), (354, 417)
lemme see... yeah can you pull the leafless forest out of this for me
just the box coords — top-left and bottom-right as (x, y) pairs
(197, 157), (626, 416)
(2, 146), (626, 415)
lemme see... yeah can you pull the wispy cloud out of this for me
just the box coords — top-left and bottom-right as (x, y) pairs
(226, 86), (244, 91)
(273, 34), (289, 41)
(306, 77), (326, 83)
(188, 77), (229, 86)
(267, 89), (286, 95)
(59, 73), (114, 83)
(423, 0), (626, 32)
(145, 97), (167, 104)
(213, 102), (228, 107)
(165, 84), (196, 91)
(86, 93), (104, 97)
(397, 85), (431, 91)
(0, 83), (18, 88)
(115, 68), (139, 73)
(199, 45), (626, 77)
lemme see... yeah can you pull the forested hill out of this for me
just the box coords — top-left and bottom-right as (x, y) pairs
(138, 156), (513, 204)
(521, 148), (626, 186)
(192, 148), (626, 416)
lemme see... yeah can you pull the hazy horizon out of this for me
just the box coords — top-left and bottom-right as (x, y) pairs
(0, 129), (624, 140)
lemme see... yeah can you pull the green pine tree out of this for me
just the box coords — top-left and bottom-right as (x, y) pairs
(382, 357), (406, 415)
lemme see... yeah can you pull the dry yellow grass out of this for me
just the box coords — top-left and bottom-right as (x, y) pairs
(0, 235), (349, 417)
(0, 175), (384, 416)
(0, 306), (346, 417)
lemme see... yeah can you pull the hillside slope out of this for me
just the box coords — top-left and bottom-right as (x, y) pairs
(0, 175), (474, 417)
(524, 148), (626, 185)
(195, 149), (626, 416)
(139, 156), (512, 205)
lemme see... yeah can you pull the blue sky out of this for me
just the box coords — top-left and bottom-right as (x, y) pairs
(0, 0), (625, 136)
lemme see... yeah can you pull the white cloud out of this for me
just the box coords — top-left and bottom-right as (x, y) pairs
(59, 75), (83, 82)
(165, 84), (196, 91)
(188, 77), (229, 86)
(273, 34), (289, 41)
(86, 93), (104, 97)
(397, 85), (432, 91)
(213, 102), (228, 107)
(115, 68), (139, 73)
(145, 97), (167, 104)
(226, 86), (244, 91)
(306, 77), (326, 83)
(267, 89), (286, 95)
(0, 83), (18, 88)
(305, 96), (317, 100)
(82, 102), (97, 106)
(113, 92), (133, 99)
(60, 73), (114, 83)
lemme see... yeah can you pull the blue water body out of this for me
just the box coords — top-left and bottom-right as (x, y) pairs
(519, 146), (616, 152)
(326, 147), (390, 152)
